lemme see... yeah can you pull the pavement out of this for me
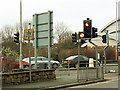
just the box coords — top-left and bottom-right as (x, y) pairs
(2, 71), (119, 90)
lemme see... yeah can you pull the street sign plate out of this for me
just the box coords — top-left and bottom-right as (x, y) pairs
(33, 11), (53, 47)
(24, 29), (34, 40)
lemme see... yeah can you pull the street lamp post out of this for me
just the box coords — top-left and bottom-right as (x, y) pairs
(20, 0), (23, 68)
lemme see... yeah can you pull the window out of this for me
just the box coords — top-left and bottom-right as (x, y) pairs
(42, 57), (48, 61)
(82, 56), (89, 61)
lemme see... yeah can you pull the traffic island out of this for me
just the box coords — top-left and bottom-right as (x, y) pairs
(1, 69), (56, 84)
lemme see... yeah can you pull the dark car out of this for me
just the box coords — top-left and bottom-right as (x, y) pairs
(62, 55), (98, 68)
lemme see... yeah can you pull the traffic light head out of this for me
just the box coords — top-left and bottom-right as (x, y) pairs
(92, 27), (98, 38)
(79, 32), (85, 38)
(83, 18), (92, 38)
(79, 32), (90, 39)
(72, 32), (77, 42)
(102, 35), (106, 43)
(14, 32), (19, 43)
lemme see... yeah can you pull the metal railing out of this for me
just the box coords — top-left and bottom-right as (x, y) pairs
(56, 61), (104, 83)
(78, 62), (104, 81)
(103, 60), (118, 73)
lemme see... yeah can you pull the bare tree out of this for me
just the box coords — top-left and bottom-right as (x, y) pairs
(1, 20), (33, 58)
(1, 25), (15, 39)
(55, 22), (69, 43)
(62, 31), (73, 42)
(15, 23), (20, 32)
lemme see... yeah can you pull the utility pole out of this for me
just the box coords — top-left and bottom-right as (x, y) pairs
(20, 0), (23, 69)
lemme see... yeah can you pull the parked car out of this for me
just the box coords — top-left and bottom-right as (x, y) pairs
(22, 56), (60, 69)
(1, 57), (29, 69)
(62, 55), (99, 68)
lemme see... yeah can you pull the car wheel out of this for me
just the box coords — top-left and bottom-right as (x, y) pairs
(52, 64), (58, 69)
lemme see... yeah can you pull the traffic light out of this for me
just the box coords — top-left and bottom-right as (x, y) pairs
(79, 32), (90, 39)
(79, 32), (85, 38)
(102, 35), (106, 43)
(72, 32), (77, 42)
(92, 27), (98, 38)
(83, 18), (92, 38)
(14, 32), (19, 43)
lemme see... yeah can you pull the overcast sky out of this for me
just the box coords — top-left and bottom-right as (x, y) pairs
(0, 0), (119, 33)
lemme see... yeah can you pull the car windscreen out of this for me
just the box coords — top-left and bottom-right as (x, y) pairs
(23, 58), (29, 62)
(81, 56), (89, 61)
(31, 58), (42, 61)
(23, 57), (48, 61)
(66, 56), (78, 60)
(41, 57), (48, 61)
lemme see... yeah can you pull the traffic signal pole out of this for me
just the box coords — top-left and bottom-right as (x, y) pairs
(103, 30), (109, 74)
(89, 39), (99, 79)
(77, 39), (80, 82)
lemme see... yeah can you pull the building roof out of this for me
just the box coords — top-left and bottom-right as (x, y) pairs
(99, 18), (120, 42)
(87, 36), (117, 47)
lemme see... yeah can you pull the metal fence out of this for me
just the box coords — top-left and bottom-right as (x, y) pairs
(103, 60), (118, 73)
(55, 61), (104, 84)
(78, 67), (103, 82)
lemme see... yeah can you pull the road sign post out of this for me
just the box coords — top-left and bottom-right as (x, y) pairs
(23, 23), (33, 82)
(28, 23), (32, 82)
(33, 11), (53, 69)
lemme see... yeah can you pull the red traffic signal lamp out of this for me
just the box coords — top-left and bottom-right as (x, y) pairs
(84, 22), (89, 27)
(14, 32), (19, 43)
(83, 18), (92, 38)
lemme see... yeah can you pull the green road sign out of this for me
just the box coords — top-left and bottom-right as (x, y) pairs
(33, 11), (53, 47)
(33, 11), (53, 69)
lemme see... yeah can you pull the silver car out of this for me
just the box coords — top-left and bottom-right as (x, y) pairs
(23, 56), (60, 69)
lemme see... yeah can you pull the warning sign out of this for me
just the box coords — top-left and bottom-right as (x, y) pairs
(24, 29), (34, 40)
